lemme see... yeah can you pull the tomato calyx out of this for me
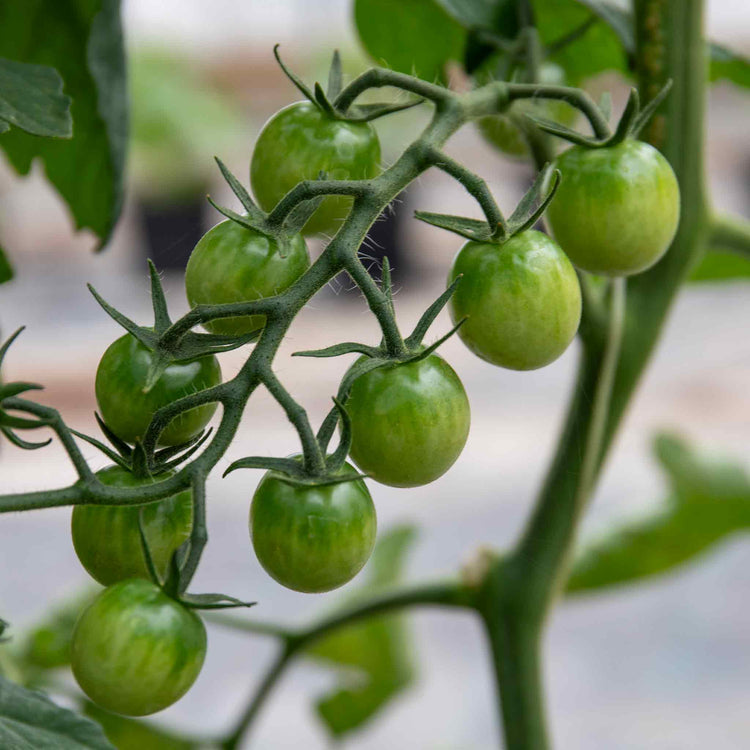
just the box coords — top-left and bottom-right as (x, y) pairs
(415, 163), (561, 245)
(0, 328), (53, 450)
(273, 45), (423, 125)
(72, 412), (211, 479)
(89, 260), (250, 407)
(529, 81), (673, 149)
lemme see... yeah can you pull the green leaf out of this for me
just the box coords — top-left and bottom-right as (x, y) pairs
(0, 245), (13, 285)
(354, 0), (466, 84)
(0, 676), (115, 749)
(567, 434), (750, 594)
(83, 702), (197, 750)
(305, 526), (418, 738)
(435, 0), (516, 34)
(709, 43), (750, 88)
(689, 250), (750, 283)
(0, 57), (71, 138)
(179, 593), (256, 611)
(533, 0), (628, 83)
(21, 590), (98, 671)
(0, 0), (127, 250)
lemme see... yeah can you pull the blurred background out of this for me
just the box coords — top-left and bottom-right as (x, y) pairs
(1, 1), (749, 748)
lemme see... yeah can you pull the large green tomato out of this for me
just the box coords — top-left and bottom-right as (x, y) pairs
(185, 220), (310, 336)
(71, 465), (193, 586)
(346, 354), (470, 487)
(95, 334), (221, 447)
(250, 101), (381, 236)
(477, 63), (575, 158)
(71, 579), (206, 716)
(250, 462), (376, 593)
(547, 139), (680, 276)
(449, 230), (581, 370)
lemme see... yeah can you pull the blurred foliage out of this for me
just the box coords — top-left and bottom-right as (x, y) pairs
(689, 250), (750, 283)
(0, 675), (115, 749)
(353, 0), (465, 84)
(0, 0), (127, 251)
(129, 52), (243, 204)
(305, 525), (417, 739)
(568, 433), (750, 593)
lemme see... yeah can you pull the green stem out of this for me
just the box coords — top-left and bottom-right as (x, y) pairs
(708, 214), (750, 256)
(218, 580), (473, 749)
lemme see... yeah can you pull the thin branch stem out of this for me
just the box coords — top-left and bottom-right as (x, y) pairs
(708, 214), (750, 257)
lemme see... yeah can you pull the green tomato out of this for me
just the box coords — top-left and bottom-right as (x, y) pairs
(547, 139), (680, 276)
(346, 354), (470, 487)
(449, 230), (581, 370)
(71, 465), (193, 586)
(185, 220), (310, 336)
(71, 579), (206, 716)
(250, 101), (381, 236)
(477, 63), (574, 158)
(250, 462), (376, 593)
(95, 334), (221, 447)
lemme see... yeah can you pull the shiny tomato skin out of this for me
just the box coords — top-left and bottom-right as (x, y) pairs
(547, 139), (680, 276)
(449, 230), (581, 370)
(71, 465), (193, 586)
(250, 463), (376, 593)
(346, 354), (470, 488)
(185, 220), (310, 336)
(71, 579), (206, 717)
(250, 101), (381, 236)
(95, 334), (221, 447)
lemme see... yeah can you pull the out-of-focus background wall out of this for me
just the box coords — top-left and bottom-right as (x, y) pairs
(1, 1), (748, 748)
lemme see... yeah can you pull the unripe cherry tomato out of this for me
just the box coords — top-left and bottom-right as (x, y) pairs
(546, 139), (680, 276)
(71, 579), (206, 716)
(185, 220), (310, 336)
(449, 230), (581, 370)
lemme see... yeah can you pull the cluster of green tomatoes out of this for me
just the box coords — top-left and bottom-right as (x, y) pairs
(67, 78), (680, 718)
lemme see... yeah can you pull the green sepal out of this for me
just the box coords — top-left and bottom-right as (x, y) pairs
(404, 318), (467, 365)
(71, 427), (130, 470)
(137, 508), (163, 587)
(293, 341), (382, 359)
(0, 427), (51, 451)
(327, 50), (344, 101)
(505, 164), (560, 236)
(281, 193), (325, 239)
(153, 429), (213, 474)
(314, 82), (337, 118)
(529, 82), (672, 149)
(213, 157), (265, 223)
(274, 44), (317, 106)
(178, 593), (257, 611)
(223, 456), (307, 479)
(271, 471), (369, 489)
(414, 211), (494, 242)
(325, 398), (353, 474)
(405, 276), (462, 348)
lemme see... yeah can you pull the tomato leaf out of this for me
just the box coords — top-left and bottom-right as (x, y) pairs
(0, 57), (72, 137)
(0, 676), (115, 749)
(688, 250), (750, 283)
(0, 0), (127, 251)
(354, 0), (465, 84)
(305, 526), (418, 739)
(709, 42), (750, 88)
(567, 434), (750, 594)
(83, 702), (197, 750)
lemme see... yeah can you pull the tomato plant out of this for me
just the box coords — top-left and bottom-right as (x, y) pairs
(250, 463), (377, 593)
(185, 220), (310, 336)
(71, 465), (193, 586)
(250, 101), (381, 235)
(71, 579), (206, 717)
(449, 230), (581, 370)
(346, 354), (470, 487)
(547, 139), (681, 276)
(95, 333), (222, 446)
(1, 4), (748, 750)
